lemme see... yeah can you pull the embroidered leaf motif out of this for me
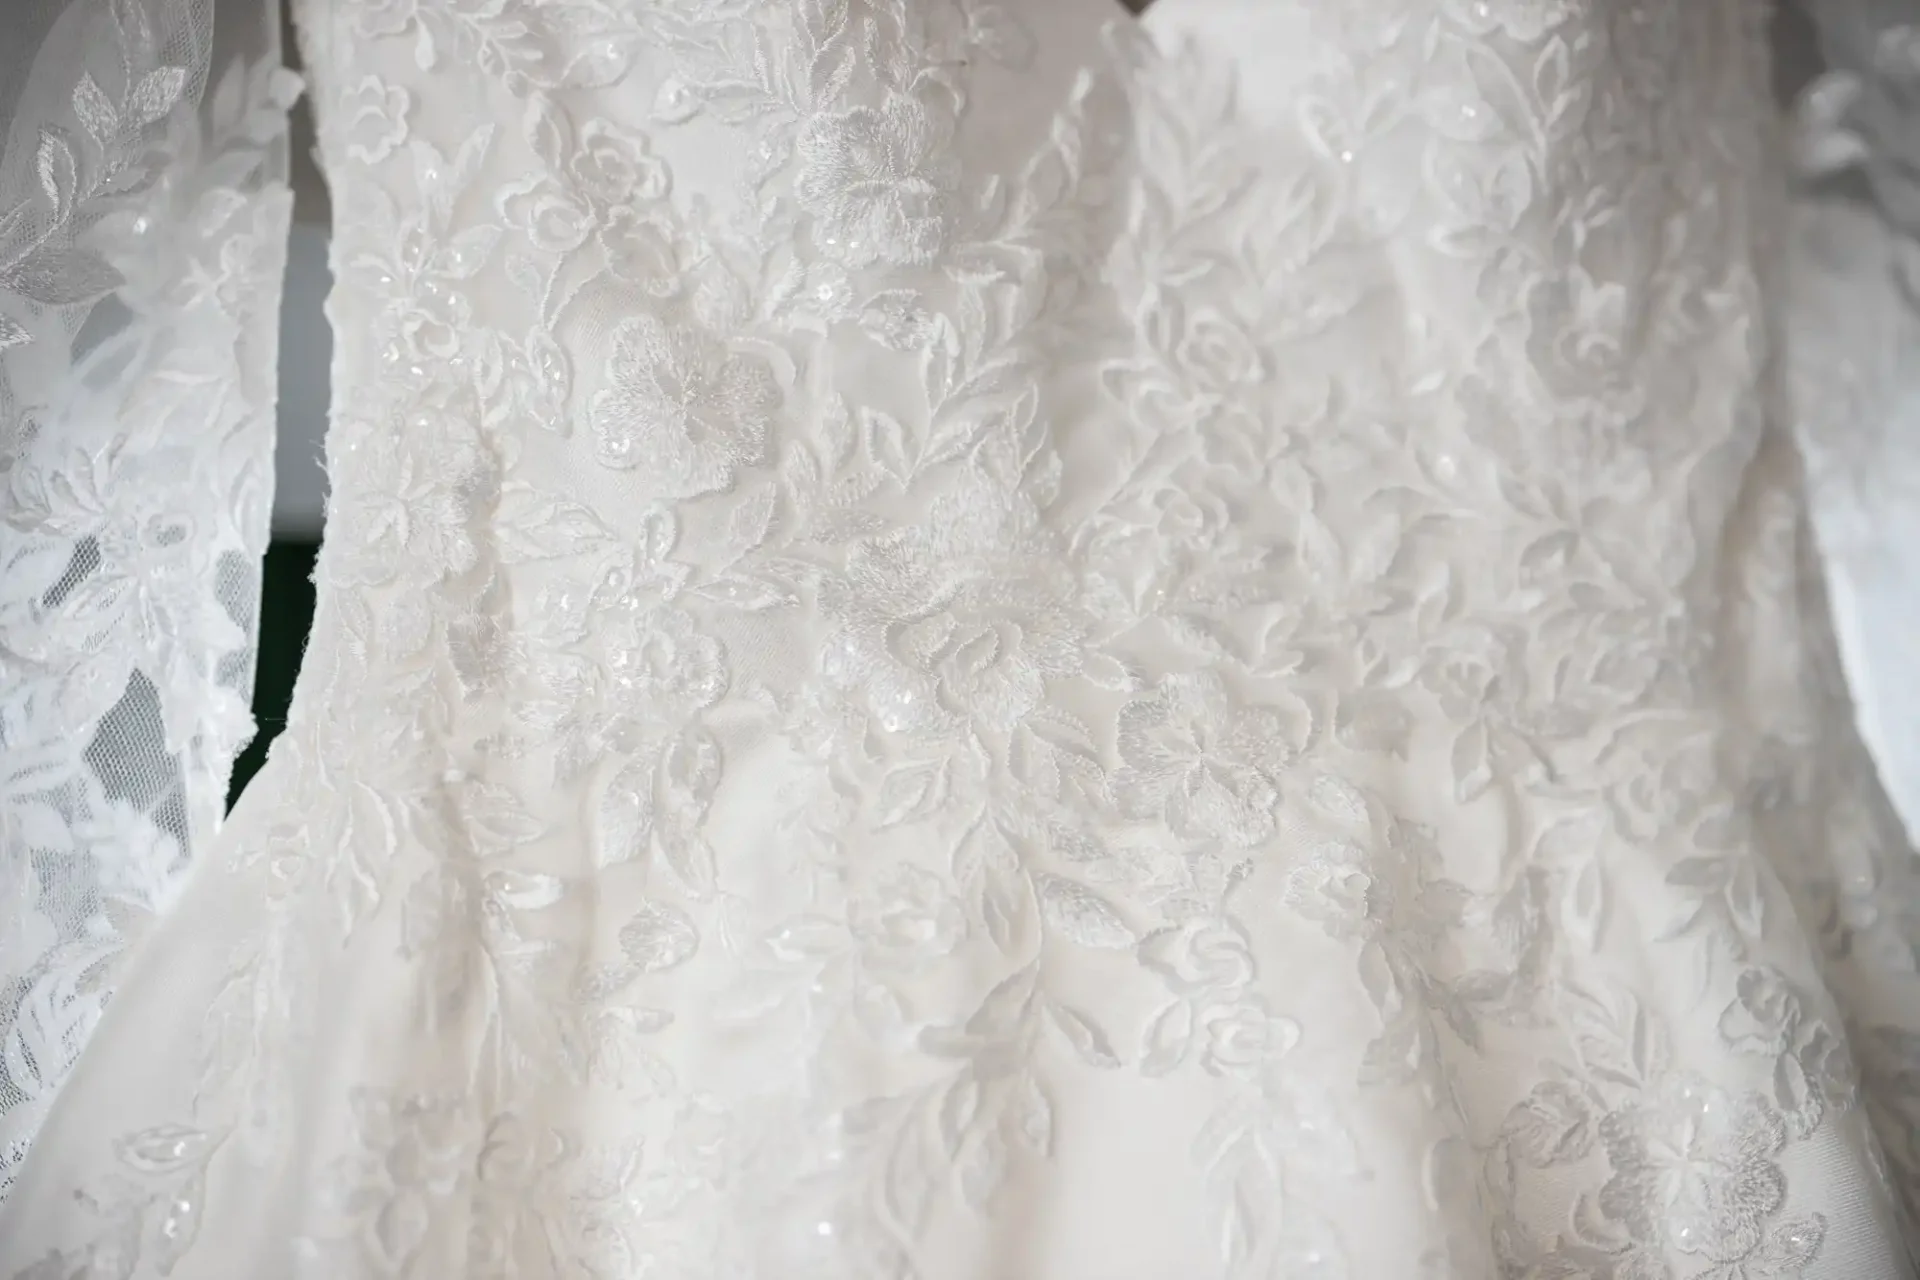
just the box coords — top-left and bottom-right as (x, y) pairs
(619, 902), (700, 972)
(72, 75), (119, 145)
(5, 244), (121, 306)
(115, 1125), (211, 1176)
(129, 66), (188, 126)
(1036, 874), (1135, 949)
(1047, 999), (1120, 1069)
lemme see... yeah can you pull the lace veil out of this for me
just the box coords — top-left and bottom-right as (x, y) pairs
(0, 0), (292, 1194)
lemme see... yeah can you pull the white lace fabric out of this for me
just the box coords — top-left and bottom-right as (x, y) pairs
(0, 0), (293, 1198)
(4, 1), (1920, 1278)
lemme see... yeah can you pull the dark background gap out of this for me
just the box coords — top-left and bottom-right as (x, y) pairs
(228, 541), (318, 807)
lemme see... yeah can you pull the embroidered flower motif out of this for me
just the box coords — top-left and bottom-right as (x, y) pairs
(1606, 724), (1724, 841)
(341, 75), (410, 164)
(1149, 485), (1231, 547)
(1116, 674), (1304, 848)
(1419, 626), (1526, 722)
(1198, 996), (1301, 1078)
(887, 585), (1084, 734)
(351, 0), (419, 40)
(1567, 604), (1685, 714)
(333, 1091), (469, 1271)
(7, 440), (235, 696)
(1283, 839), (1381, 936)
(965, 4), (1036, 70)
(570, 120), (668, 206)
(852, 865), (965, 968)
(600, 206), (680, 294)
(1598, 1078), (1790, 1263)
(797, 91), (959, 269)
(589, 314), (778, 493)
(468, 1115), (568, 1272)
(825, 479), (1087, 737)
(356, 160), (499, 365)
(497, 175), (595, 254)
(1524, 270), (1648, 424)
(1139, 918), (1256, 993)
(1174, 309), (1265, 392)
(328, 413), (489, 587)
(479, 327), (573, 433)
(1718, 968), (1803, 1057)
(1502, 1080), (1596, 1168)
(1796, 1025), (1856, 1110)
(599, 603), (729, 732)
(377, 278), (473, 366)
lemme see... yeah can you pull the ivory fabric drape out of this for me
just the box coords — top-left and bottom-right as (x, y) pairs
(3, 3), (1920, 1278)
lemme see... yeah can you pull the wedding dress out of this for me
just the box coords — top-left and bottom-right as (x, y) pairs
(9, 0), (1920, 1276)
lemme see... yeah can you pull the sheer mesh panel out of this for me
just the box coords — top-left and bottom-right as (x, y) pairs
(0, 0), (293, 1197)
